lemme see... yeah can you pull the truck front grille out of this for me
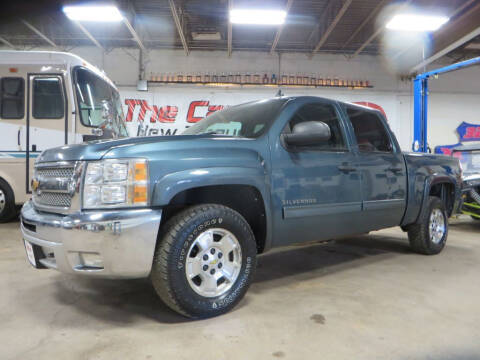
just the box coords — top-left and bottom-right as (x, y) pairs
(34, 192), (72, 208)
(36, 167), (75, 179)
(32, 162), (81, 213)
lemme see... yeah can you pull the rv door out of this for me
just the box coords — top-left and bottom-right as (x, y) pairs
(26, 74), (67, 191)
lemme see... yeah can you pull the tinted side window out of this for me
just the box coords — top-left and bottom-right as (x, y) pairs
(1, 77), (24, 119)
(33, 77), (64, 119)
(286, 103), (346, 150)
(346, 107), (392, 152)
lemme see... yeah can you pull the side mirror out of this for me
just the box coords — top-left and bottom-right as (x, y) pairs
(283, 121), (331, 147)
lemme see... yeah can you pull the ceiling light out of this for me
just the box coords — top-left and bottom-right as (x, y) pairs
(386, 14), (449, 32)
(63, 5), (123, 22)
(229, 9), (286, 25)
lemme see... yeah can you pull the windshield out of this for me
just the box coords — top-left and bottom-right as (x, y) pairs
(182, 98), (288, 138)
(73, 67), (128, 138)
(453, 150), (480, 176)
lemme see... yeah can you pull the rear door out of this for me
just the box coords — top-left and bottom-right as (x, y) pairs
(344, 105), (407, 231)
(26, 74), (67, 192)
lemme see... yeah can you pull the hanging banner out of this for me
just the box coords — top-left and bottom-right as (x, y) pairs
(118, 86), (393, 138)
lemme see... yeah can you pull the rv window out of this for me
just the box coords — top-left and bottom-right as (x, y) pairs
(0, 77), (24, 119)
(33, 77), (64, 119)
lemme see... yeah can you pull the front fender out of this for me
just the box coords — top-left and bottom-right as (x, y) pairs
(151, 166), (269, 206)
(151, 166), (273, 251)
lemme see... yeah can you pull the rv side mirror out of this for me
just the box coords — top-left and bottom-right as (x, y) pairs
(91, 128), (104, 137)
(283, 121), (331, 147)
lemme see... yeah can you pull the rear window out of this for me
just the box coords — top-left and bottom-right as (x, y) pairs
(0, 77), (24, 119)
(346, 107), (393, 153)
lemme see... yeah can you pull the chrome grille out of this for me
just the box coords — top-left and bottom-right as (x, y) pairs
(34, 192), (72, 208)
(36, 167), (74, 179)
(32, 162), (80, 213)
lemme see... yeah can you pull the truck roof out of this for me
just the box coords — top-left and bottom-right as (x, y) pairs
(277, 96), (383, 115)
(0, 50), (117, 90)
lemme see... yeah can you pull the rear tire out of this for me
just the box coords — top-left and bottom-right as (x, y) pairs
(151, 204), (257, 318)
(0, 179), (16, 223)
(408, 196), (448, 255)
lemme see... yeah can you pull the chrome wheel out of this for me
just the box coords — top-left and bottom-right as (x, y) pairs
(0, 189), (5, 213)
(429, 208), (445, 244)
(185, 228), (242, 298)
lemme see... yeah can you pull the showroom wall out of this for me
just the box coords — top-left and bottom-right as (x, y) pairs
(4, 45), (480, 151)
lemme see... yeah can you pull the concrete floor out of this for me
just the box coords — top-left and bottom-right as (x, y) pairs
(1, 218), (480, 360)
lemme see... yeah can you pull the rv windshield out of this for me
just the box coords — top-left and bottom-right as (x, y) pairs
(73, 67), (128, 138)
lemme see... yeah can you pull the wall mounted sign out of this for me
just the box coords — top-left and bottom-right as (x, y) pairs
(457, 122), (480, 142)
(435, 121), (480, 155)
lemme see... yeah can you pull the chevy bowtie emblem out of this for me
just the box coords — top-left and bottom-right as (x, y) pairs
(31, 179), (39, 192)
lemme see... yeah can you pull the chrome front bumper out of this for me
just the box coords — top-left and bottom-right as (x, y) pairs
(20, 201), (162, 279)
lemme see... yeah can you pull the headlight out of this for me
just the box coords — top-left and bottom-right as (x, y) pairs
(83, 159), (148, 209)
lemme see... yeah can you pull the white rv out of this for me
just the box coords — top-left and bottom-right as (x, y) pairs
(0, 51), (128, 222)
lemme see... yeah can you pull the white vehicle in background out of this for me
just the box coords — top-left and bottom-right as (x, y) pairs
(0, 51), (128, 222)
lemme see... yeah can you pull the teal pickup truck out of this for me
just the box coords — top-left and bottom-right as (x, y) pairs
(20, 96), (462, 318)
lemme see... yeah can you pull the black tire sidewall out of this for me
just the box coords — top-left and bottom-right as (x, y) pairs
(0, 179), (15, 223)
(422, 197), (448, 253)
(165, 207), (256, 317)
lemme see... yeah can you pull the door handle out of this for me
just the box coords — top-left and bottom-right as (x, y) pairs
(338, 165), (356, 173)
(17, 129), (21, 146)
(386, 167), (403, 173)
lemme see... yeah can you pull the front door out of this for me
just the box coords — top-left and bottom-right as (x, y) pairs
(27, 74), (67, 192)
(270, 100), (364, 246)
(344, 105), (407, 231)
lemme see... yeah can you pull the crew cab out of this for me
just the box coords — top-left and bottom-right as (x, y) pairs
(20, 96), (462, 318)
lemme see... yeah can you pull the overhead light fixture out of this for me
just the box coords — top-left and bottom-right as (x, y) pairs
(386, 14), (449, 32)
(63, 5), (123, 22)
(229, 9), (286, 25)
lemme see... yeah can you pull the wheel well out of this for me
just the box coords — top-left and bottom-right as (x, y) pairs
(429, 182), (455, 216)
(160, 185), (267, 253)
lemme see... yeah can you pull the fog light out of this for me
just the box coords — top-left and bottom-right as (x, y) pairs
(79, 252), (103, 268)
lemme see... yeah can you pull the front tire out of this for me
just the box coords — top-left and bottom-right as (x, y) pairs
(151, 204), (257, 318)
(0, 179), (16, 223)
(408, 196), (448, 255)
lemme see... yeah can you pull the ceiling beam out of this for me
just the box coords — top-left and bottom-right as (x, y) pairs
(0, 36), (17, 50)
(340, 0), (388, 50)
(121, 1), (147, 52)
(270, 0), (294, 54)
(227, 0), (233, 57)
(21, 19), (58, 49)
(350, 0), (413, 58)
(123, 17), (146, 52)
(72, 21), (105, 51)
(409, 0), (480, 72)
(410, 26), (480, 73)
(312, 0), (353, 54)
(169, 0), (189, 56)
(395, 0), (479, 60)
(351, 27), (381, 58)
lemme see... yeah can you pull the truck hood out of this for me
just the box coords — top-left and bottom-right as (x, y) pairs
(36, 134), (229, 163)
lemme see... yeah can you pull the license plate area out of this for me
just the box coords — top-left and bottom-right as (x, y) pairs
(23, 240), (46, 269)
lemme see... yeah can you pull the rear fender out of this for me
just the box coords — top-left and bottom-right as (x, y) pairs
(415, 175), (458, 223)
